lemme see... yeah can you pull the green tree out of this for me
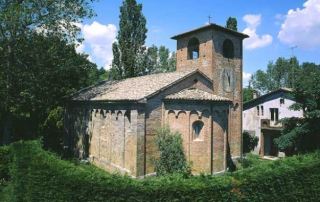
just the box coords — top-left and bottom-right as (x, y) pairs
(0, 0), (97, 147)
(275, 62), (320, 155)
(226, 17), (238, 31)
(168, 51), (176, 72)
(0, 34), (99, 147)
(146, 45), (176, 73)
(110, 43), (122, 80)
(154, 127), (191, 176)
(251, 57), (300, 93)
(132, 45), (176, 76)
(243, 88), (254, 102)
(158, 46), (169, 71)
(243, 131), (259, 154)
(111, 0), (147, 79)
(146, 45), (158, 74)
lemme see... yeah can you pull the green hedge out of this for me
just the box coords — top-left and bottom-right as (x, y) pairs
(6, 141), (320, 201)
(0, 145), (10, 190)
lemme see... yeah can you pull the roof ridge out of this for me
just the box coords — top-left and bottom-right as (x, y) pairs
(119, 69), (196, 82)
(244, 88), (294, 106)
(143, 69), (202, 100)
(171, 23), (249, 39)
(165, 87), (231, 101)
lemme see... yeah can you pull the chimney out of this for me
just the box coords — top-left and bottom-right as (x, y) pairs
(252, 90), (259, 99)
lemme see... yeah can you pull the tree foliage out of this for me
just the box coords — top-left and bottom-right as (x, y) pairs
(0, 0), (99, 149)
(0, 0), (95, 41)
(242, 131), (259, 154)
(139, 45), (176, 75)
(275, 62), (320, 155)
(154, 127), (190, 176)
(111, 0), (147, 79)
(250, 57), (299, 93)
(243, 88), (255, 102)
(226, 17), (238, 31)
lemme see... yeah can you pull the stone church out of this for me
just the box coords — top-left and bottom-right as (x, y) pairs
(65, 23), (248, 177)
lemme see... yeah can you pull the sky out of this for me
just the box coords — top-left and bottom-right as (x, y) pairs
(76, 0), (320, 86)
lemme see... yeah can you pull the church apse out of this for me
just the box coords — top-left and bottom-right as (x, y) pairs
(164, 102), (229, 174)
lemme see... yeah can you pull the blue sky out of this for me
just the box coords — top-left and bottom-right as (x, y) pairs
(77, 0), (320, 85)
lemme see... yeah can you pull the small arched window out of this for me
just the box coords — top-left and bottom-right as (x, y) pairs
(188, 37), (200, 60)
(192, 121), (204, 140)
(223, 39), (234, 59)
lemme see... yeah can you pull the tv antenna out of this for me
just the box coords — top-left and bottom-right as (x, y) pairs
(208, 15), (212, 24)
(290, 45), (298, 57)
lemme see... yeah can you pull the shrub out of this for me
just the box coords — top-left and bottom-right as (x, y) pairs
(154, 127), (191, 176)
(0, 146), (10, 190)
(243, 131), (259, 154)
(239, 153), (269, 169)
(5, 140), (320, 201)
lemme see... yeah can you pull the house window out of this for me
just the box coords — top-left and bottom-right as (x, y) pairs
(270, 108), (279, 122)
(192, 121), (204, 140)
(188, 37), (200, 60)
(261, 106), (264, 116)
(223, 39), (234, 59)
(257, 106), (260, 116)
(280, 98), (285, 105)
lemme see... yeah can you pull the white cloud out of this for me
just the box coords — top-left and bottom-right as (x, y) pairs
(242, 14), (273, 50)
(278, 0), (320, 49)
(78, 21), (117, 69)
(243, 71), (252, 87)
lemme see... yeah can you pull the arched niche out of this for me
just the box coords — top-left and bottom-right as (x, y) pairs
(188, 37), (200, 60)
(192, 120), (204, 140)
(223, 39), (234, 59)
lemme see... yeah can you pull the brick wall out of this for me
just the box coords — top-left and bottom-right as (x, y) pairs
(144, 73), (213, 174)
(65, 102), (145, 177)
(175, 29), (243, 159)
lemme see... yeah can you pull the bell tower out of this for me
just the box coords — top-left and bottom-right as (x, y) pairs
(172, 23), (249, 157)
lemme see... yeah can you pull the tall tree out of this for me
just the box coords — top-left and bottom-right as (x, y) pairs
(111, 0), (147, 79)
(146, 45), (158, 74)
(0, 0), (97, 146)
(250, 57), (300, 93)
(167, 51), (176, 72)
(158, 46), (170, 72)
(226, 17), (238, 31)
(142, 45), (176, 74)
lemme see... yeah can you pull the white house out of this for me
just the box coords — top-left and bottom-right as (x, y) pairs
(243, 88), (303, 157)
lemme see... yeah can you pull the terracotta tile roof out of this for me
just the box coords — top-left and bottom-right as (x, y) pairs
(165, 88), (231, 101)
(71, 69), (203, 101)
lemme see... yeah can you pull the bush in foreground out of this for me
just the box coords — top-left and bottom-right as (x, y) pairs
(0, 145), (10, 191)
(154, 127), (191, 176)
(3, 141), (320, 201)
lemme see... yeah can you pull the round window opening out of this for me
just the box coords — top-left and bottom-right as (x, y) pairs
(192, 121), (204, 140)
